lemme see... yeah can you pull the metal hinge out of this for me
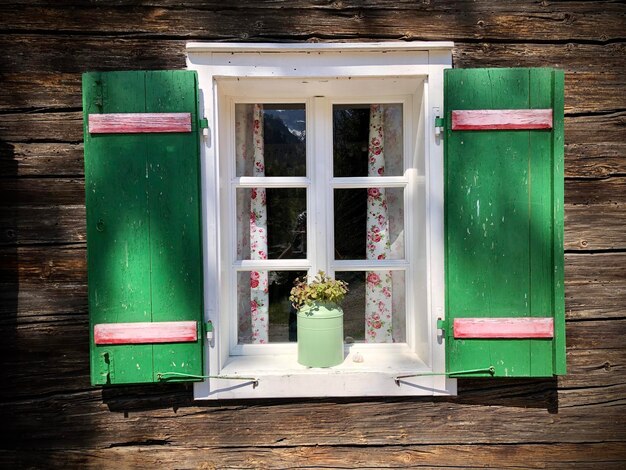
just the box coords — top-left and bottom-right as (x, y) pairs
(199, 118), (210, 143)
(437, 318), (448, 336)
(204, 320), (214, 341)
(435, 116), (445, 137)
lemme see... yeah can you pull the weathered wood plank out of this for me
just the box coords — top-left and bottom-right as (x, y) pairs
(3, 70), (624, 117)
(3, 175), (625, 223)
(1, 3), (625, 41)
(0, 205), (86, 246)
(564, 204), (626, 250)
(0, 246), (624, 325)
(0, 179), (85, 206)
(451, 109), (553, 131)
(0, 246), (86, 283)
(1, 380), (624, 449)
(88, 113), (192, 134)
(94, 321), (198, 345)
(3, 112), (623, 180)
(1, 442), (626, 469)
(0, 142), (84, 177)
(453, 318), (554, 339)
(1, 314), (623, 400)
(0, 111), (84, 142)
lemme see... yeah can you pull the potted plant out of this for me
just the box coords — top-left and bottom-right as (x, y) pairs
(290, 271), (349, 367)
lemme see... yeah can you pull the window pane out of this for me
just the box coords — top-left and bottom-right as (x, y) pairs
(333, 103), (403, 177)
(334, 188), (404, 260)
(237, 270), (306, 344)
(336, 271), (406, 343)
(236, 103), (306, 177)
(237, 188), (307, 260)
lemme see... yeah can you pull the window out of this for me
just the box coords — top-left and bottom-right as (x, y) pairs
(188, 43), (453, 398)
(82, 45), (565, 395)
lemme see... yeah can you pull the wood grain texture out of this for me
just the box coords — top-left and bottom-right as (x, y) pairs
(2, 442), (626, 470)
(451, 109), (553, 131)
(453, 318), (554, 339)
(1, 2), (625, 41)
(88, 112), (192, 134)
(94, 321), (198, 345)
(0, 0), (624, 466)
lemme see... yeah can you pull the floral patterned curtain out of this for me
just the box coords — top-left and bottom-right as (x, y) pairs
(236, 104), (269, 344)
(365, 105), (394, 342)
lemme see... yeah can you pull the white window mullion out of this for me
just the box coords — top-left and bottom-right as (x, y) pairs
(311, 97), (331, 276)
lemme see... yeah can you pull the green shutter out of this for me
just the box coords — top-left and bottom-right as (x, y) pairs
(83, 71), (204, 385)
(444, 68), (565, 377)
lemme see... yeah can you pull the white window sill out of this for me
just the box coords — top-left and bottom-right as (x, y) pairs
(194, 345), (457, 399)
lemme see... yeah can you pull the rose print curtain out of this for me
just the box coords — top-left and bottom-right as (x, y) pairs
(366, 105), (404, 343)
(236, 104), (269, 344)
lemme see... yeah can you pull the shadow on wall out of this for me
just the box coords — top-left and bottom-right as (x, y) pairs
(0, 140), (18, 407)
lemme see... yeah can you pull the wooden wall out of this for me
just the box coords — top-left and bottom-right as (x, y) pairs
(1, 1), (625, 468)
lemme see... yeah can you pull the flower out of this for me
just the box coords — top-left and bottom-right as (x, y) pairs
(251, 279), (259, 288)
(366, 272), (381, 287)
(368, 188), (381, 198)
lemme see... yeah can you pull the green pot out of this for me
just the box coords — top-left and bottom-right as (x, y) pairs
(297, 301), (344, 367)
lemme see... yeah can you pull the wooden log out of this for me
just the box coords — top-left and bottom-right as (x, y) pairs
(0, 246), (86, 283)
(564, 204), (626, 251)
(0, 178), (85, 206)
(3, 200), (624, 250)
(1, 442), (625, 470)
(1, 2), (625, 42)
(0, 142), (84, 177)
(0, 205), (86, 246)
(0, 111), (84, 142)
(3, 70), (624, 116)
(1, 380), (624, 449)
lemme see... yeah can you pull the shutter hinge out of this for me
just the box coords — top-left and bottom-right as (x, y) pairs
(435, 116), (445, 137)
(199, 118), (210, 143)
(204, 320), (214, 341)
(437, 318), (448, 336)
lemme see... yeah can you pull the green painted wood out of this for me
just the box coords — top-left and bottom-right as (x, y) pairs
(444, 68), (565, 378)
(145, 71), (204, 382)
(83, 70), (203, 385)
(552, 70), (566, 375)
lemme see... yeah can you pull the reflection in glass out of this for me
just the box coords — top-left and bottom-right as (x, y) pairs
(237, 270), (307, 344)
(333, 103), (403, 177)
(336, 271), (406, 343)
(237, 188), (306, 260)
(334, 188), (404, 260)
(236, 103), (306, 177)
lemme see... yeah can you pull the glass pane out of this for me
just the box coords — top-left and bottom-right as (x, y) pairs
(237, 270), (306, 344)
(334, 188), (404, 260)
(333, 103), (403, 177)
(336, 271), (406, 343)
(236, 188), (307, 260)
(236, 103), (306, 177)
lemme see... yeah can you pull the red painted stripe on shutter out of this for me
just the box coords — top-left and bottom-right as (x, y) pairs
(94, 321), (198, 345)
(88, 113), (192, 134)
(453, 318), (554, 339)
(451, 109), (553, 130)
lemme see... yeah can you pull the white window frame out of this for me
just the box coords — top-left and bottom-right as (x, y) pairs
(187, 42), (455, 399)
